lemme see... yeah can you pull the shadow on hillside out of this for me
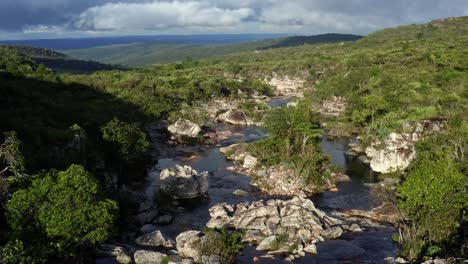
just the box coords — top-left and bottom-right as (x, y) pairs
(0, 72), (153, 177)
(35, 57), (130, 74)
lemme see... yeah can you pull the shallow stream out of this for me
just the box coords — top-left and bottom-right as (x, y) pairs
(143, 98), (398, 263)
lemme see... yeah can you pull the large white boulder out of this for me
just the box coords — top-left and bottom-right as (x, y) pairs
(159, 165), (209, 199)
(168, 119), (201, 138)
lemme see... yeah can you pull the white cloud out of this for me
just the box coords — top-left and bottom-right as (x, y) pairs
(73, 1), (254, 31)
(1, 0), (468, 39)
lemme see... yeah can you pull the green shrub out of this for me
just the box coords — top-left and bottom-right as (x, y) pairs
(197, 228), (245, 264)
(5, 165), (118, 260)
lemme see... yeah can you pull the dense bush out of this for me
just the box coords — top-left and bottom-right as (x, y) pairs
(249, 100), (329, 185)
(4, 165), (118, 262)
(197, 228), (245, 264)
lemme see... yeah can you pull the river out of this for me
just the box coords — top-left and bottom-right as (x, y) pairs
(142, 98), (398, 263)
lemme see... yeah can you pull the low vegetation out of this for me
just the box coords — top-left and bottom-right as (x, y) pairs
(0, 17), (466, 262)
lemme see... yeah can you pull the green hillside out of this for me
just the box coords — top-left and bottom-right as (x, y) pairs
(62, 34), (362, 68)
(0, 17), (467, 263)
(1, 45), (128, 73)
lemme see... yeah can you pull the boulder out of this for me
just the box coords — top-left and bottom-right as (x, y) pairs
(116, 252), (133, 264)
(232, 189), (249, 197)
(256, 235), (278, 251)
(134, 250), (167, 264)
(242, 155), (258, 169)
(217, 109), (251, 125)
(168, 119), (201, 138)
(159, 165), (209, 199)
(135, 230), (169, 248)
(176, 231), (202, 262)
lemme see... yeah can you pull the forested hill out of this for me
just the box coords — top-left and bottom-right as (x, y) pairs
(61, 33), (363, 67)
(0, 45), (129, 74)
(0, 16), (466, 263)
(261, 33), (362, 49)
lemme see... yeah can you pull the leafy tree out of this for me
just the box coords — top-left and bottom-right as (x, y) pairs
(101, 118), (149, 162)
(5, 165), (118, 261)
(353, 94), (389, 126)
(398, 155), (467, 259)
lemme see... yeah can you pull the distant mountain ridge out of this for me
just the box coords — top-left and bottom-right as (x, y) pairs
(0, 34), (289, 50)
(1, 45), (128, 74)
(61, 33), (363, 67)
(261, 33), (363, 49)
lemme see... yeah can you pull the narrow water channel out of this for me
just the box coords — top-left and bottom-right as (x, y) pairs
(141, 98), (398, 263)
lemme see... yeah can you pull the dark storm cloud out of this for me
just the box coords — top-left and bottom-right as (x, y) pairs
(0, 0), (467, 39)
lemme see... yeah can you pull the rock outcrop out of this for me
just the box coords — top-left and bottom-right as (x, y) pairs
(159, 165), (209, 199)
(216, 109), (252, 125)
(168, 119), (201, 138)
(365, 118), (446, 173)
(266, 75), (306, 97)
(207, 197), (352, 253)
(319, 96), (347, 117)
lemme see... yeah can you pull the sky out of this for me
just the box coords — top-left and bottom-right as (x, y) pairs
(0, 0), (467, 40)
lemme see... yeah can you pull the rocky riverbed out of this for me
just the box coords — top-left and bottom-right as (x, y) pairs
(96, 97), (400, 264)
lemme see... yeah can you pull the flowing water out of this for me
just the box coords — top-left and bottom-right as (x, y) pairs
(105, 98), (398, 263)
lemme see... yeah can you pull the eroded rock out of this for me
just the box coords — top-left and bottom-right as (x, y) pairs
(168, 119), (201, 138)
(365, 118), (446, 173)
(159, 165), (209, 199)
(207, 197), (346, 250)
(217, 109), (252, 125)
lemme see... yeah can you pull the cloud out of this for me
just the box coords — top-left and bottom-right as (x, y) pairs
(0, 0), (467, 39)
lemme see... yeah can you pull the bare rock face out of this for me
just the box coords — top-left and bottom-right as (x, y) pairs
(365, 118), (446, 173)
(266, 75), (306, 97)
(217, 109), (252, 125)
(159, 165), (209, 199)
(365, 133), (416, 174)
(319, 96), (347, 117)
(207, 197), (346, 251)
(168, 119), (201, 138)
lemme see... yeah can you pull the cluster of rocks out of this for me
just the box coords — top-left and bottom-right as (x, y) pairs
(364, 118), (447, 173)
(159, 165), (209, 200)
(265, 75), (307, 98)
(206, 197), (363, 260)
(319, 96), (347, 117)
(98, 229), (223, 264)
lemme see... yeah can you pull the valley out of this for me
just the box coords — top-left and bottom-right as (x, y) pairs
(0, 16), (467, 264)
